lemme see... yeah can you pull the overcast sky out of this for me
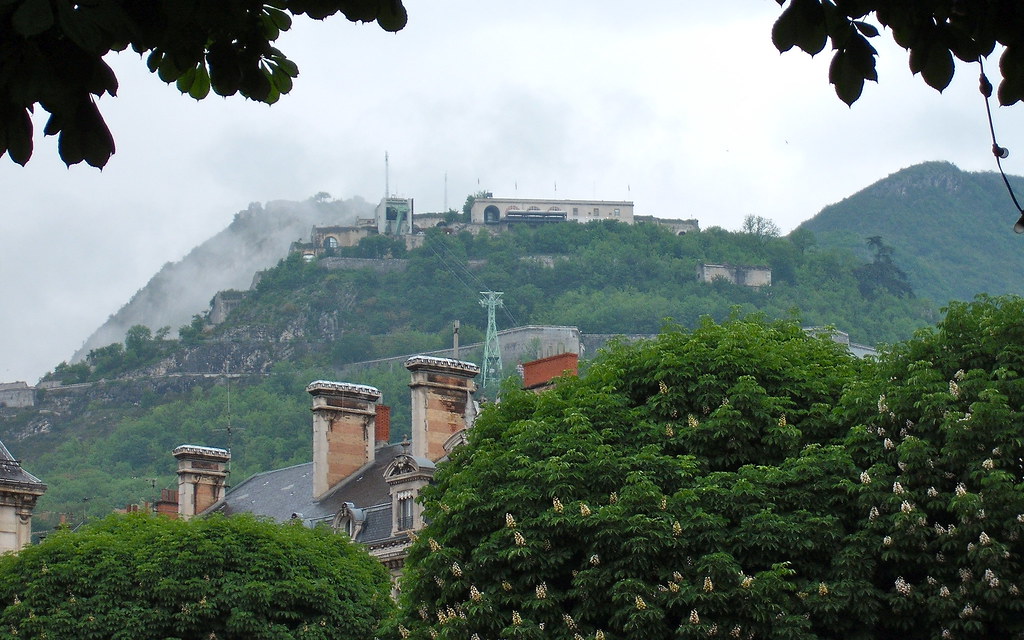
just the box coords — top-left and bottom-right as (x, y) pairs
(1, 1), (1020, 383)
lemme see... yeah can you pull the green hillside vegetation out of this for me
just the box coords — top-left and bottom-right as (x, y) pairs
(798, 161), (1024, 304)
(14, 218), (940, 531)
(219, 219), (935, 354)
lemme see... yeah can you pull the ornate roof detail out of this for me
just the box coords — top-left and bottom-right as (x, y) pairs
(404, 355), (480, 376)
(306, 380), (382, 399)
(384, 453), (435, 479)
(172, 445), (230, 461)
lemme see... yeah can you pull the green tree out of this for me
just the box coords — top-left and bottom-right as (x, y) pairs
(741, 214), (781, 239)
(772, 1), (1024, 105)
(0, 0), (407, 168)
(854, 235), (914, 299)
(0, 512), (394, 640)
(837, 294), (1024, 638)
(395, 317), (869, 639)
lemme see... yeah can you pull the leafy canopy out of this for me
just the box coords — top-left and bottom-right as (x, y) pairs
(397, 296), (1024, 639)
(839, 294), (1024, 637)
(396, 316), (868, 640)
(772, 1), (1024, 105)
(0, 512), (395, 640)
(0, 0), (407, 168)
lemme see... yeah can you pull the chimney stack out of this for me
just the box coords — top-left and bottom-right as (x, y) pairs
(375, 405), (391, 447)
(306, 381), (381, 499)
(173, 445), (230, 519)
(405, 356), (480, 461)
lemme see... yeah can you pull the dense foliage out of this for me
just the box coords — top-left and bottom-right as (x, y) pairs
(772, 0), (1024, 106)
(49, 325), (176, 384)
(0, 0), (406, 167)
(0, 512), (394, 640)
(396, 297), (1024, 639)
(396, 316), (869, 639)
(838, 295), (1024, 637)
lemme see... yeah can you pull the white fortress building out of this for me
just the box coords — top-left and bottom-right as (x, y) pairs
(470, 197), (634, 226)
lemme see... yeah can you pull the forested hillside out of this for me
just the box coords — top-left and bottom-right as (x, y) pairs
(6, 218), (939, 532)
(798, 161), (1024, 304)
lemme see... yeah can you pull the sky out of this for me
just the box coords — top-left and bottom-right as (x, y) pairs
(1, 1), (1021, 383)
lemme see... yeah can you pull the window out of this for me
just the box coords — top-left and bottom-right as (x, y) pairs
(398, 497), (414, 531)
(324, 236), (338, 249)
(593, 207), (599, 216)
(572, 207), (579, 216)
(613, 208), (620, 216)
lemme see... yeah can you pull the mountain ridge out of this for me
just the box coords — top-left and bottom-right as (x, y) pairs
(796, 160), (1024, 303)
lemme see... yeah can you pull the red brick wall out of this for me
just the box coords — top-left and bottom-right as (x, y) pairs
(522, 352), (579, 389)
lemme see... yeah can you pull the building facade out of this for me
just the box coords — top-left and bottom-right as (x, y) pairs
(470, 197), (634, 226)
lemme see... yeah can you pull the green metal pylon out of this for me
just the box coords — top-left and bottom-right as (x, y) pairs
(479, 291), (504, 397)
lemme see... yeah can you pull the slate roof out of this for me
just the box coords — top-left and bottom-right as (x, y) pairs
(0, 440), (45, 492)
(209, 443), (406, 544)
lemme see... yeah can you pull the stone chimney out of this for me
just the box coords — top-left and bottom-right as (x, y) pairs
(375, 405), (391, 447)
(173, 445), (230, 519)
(405, 356), (480, 461)
(306, 381), (381, 500)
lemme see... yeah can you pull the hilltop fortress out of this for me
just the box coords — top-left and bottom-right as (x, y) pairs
(291, 195), (701, 259)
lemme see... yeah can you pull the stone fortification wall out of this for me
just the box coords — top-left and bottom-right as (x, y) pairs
(0, 383), (34, 408)
(0, 375), (246, 446)
(318, 257), (409, 273)
(339, 326), (582, 376)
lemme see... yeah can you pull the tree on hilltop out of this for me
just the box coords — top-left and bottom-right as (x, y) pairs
(0, 512), (395, 640)
(0, 0), (407, 168)
(772, 1), (1024, 106)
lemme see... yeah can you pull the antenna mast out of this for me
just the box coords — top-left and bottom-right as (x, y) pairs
(479, 291), (504, 397)
(385, 151), (390, 199)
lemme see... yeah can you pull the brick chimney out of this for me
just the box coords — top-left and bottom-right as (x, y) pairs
(154, 488), (179, 519)
(522, 352), (579, 390)
(405, 356), (480, 461)
(375, 404), (391, 447)
(173, 445), (230, 519)
(306, 381), (381, 500)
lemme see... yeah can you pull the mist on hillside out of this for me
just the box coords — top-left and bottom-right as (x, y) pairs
(71, 196), (374, 362)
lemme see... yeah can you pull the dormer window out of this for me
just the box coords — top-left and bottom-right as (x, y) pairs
(334, 501), (366, 540)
